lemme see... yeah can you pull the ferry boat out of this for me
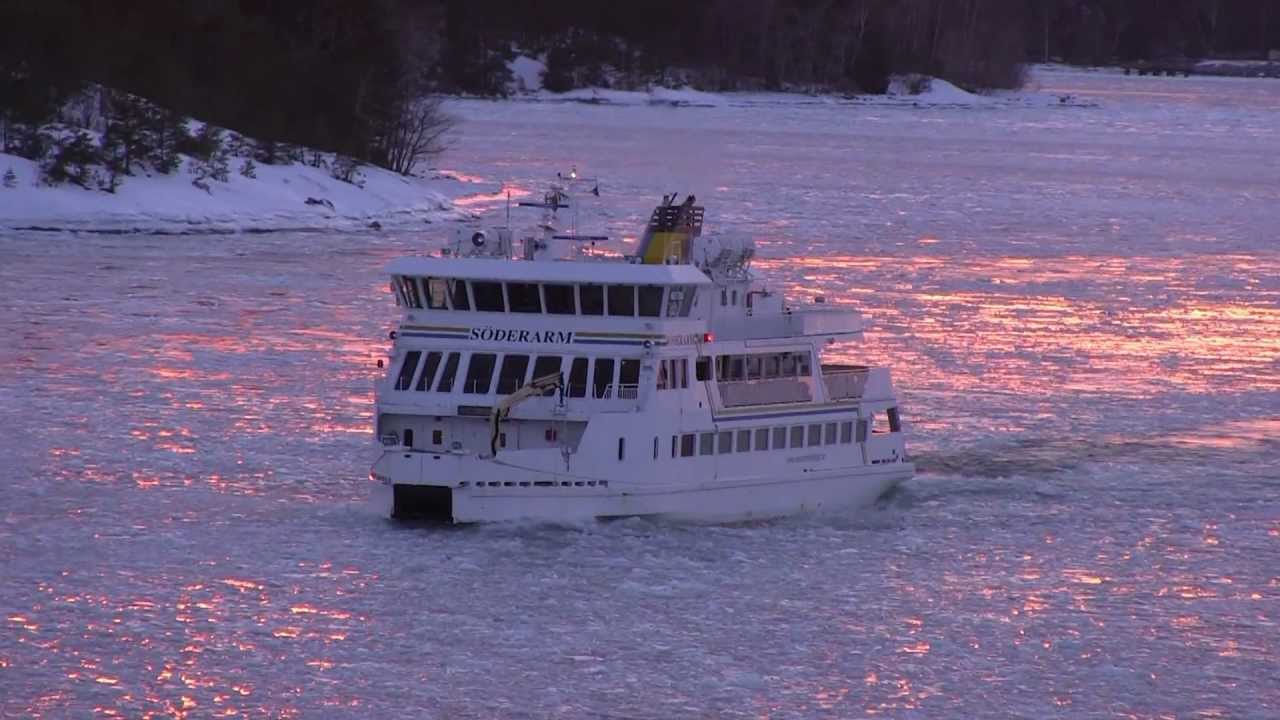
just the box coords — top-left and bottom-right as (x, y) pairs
(370, 184), (913, 523)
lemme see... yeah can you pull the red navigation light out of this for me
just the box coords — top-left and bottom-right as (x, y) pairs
(702, 332), (714, 343)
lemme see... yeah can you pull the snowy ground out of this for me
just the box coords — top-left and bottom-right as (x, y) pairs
(1, 66), (1278, 718)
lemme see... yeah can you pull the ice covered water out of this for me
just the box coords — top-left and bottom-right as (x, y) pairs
(1, 70), (1277, 718)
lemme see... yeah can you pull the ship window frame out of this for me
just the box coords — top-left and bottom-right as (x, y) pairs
(638, 285), (664, 317)
(736, 429), (751, 452)
(773, 426), (788, 449)
(567, 357), (589, 398)
(579, 284), (605, 315)
(415, 351), (443, 391)
(471, 281), (506, 312)
(462, 352), (497, 394)
(754, 428), (770, 451)
(808, 424), (823, 447)
(718, 431), (733, 454)
(746, 356), (763, 379)
(531, 355), (562, 393)
(401, 277), (424, 309)
(790, 426), (805, 448)
(780, 353), (797, 376)
(856, 419), (868, 443)
(435, 352), (461, 392)
(678, 359), (689, 388)
(496, 354), (531, 395)
(840, 421), (854, 444)
(695, 357), (710, 382)
(764, 355), (781, 378)
(395, 351), (421, 390)
(607, 284), (637, 317)
(506, 282), (542, 314)
(699, 432), (715, 456)
(887, 407), (902, 433)
(449, 279), (471, 311)
(680, 434), (696, 457)
(425, 277), (449, 309)
(543, 283), (576, 315)
(657, 360), (670, 390)
(592, 357), (616, 399)
(797, 353), (812, 376)
(619, 358), (641, 391)
(825, 423), (838, 445)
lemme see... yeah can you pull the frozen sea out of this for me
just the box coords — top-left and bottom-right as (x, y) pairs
(2, 69), (1278, 718)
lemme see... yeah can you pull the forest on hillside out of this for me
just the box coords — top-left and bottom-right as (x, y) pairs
(2, 0), (1278, 188)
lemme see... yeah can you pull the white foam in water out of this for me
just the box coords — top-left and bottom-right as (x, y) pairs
(0, 68), (1277, 718)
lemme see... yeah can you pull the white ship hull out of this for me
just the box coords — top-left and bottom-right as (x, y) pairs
(371, 451), (912, 523)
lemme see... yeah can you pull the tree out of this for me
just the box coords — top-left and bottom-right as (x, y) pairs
(377, 97), (455, 176)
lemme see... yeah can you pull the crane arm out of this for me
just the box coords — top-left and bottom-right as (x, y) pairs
(490, 372), (562, 455)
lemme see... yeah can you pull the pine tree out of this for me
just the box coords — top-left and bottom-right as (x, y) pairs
(40, 131), (102, 189)
(239, 158), (257, 178)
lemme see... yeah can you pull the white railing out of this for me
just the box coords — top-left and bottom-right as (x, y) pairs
(594, 383), (640, 400)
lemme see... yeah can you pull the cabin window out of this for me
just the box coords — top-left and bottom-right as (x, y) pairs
(618, 438), (625, 461)
(671, 435), (678, 458)
(840, 421), (854, 444)
(496, 354), (530, 394)
(638, 286), (664, 317)
(657, 361), (669, 390)
(426, 278), (448, 309)
(790, 426), (805, 448)
(825, 423), (838, 445)
(579, 284), (604, 315)
(463, 353), (497, 394)
(619, 359), (641, 394)
(677, 359), (689, 388)
(395, 351), (421, 390)
(731, 357), (745, 381)
(667, 286), (695, 317)
(449, 280), (470, 310)
(780, 353), (797, 376)
(567, 358), (589, 398)
(764, 355), (781, 378)
(797, 353), (812, 376)
(718, 431), (733, 454)
(415, 351), (443, 391)
(887, 407), (902, 433)
(653, 436), (659, 460)
(506, 283), (542, 313)
(432, 429), (443, 445)
(472, 282), (505, 312)
(774, 427), (788, 449)
(746, 356), (763, 379)
(544, 284), (576, 314)
(699, 432), (715, 456)
(695, 357), (710, 382)
(736, 430), (751, 452)
(592, 358), (616, 398)
(531, 356), (562, 391)
(755, 428), (770, 451)
(435, 352), (461, 392)
(720, 289), (728, 306)
(680, 434), (696, 457)
(731, 290), (738, 305)
(402, 278), (424, 309)
(607, 285), (636, 317)
(808, 424), (822, 446)
(403, 429), (414, 448)
(856, 420), (868, 443)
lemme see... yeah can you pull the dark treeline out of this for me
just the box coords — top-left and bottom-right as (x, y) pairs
(3, 0), (1279, 184)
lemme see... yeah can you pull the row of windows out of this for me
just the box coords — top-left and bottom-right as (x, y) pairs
(394, 350), (642, 399)
(393, 276), (697, 318)
(714, 352), (812, 382)
(656, 358), (690, 390)
(670, 421), (860, 458)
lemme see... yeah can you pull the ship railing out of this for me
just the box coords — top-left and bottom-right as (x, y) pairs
(717, 378), (813, 407)
(593, 383), (639, 400)
(822, 365), (870, 401)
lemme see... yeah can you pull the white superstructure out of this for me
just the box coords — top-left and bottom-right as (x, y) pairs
(370, 186), (913, 523)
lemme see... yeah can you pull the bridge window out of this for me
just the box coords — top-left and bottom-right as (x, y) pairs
(699, 432), (715, 456)
(780, 353), (796, 376)
(531, 355), (562, 388)
(592, 358), (616, 398)
(402, 278), (424, 309)
(496, 354), (530, 394)
(544, 284), (576, 314)
(435, 352), (461, 392)
(472, 282), (505, 312)
(790, 426), (805, 448)
(666, 286), (695, 317)
(825, 423), (838, 445)
(856, 419), (868, 443)
(463, 353), (497, 394)
(680, 434), (696, 457)
(774, 427), (788, 449)
(840, 421), (853, 444)
(426, 278), (448, 309)
(567, 358), (589, 398)
(607, 285), (636, 317)
(718, 431), (733, 454)
(765, 355), (781, 378)
(746, 356), (762, 379)
(619, 359), (640, 394)
(638, 285), (663, 317)
(755, 428), (770, 451)
(579, 284), (604, 315)
(695, 357), (709, 382)
(449, 279), (470, 310)
(395, 351), (421, 390)
(657, 361), (669, 390)
(797, 353), (812, 376)
(415, 351), (443, 391)
(506, 283), (542, 313)
(736, 430), (751, 452)
(808, 424), (822, 446)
